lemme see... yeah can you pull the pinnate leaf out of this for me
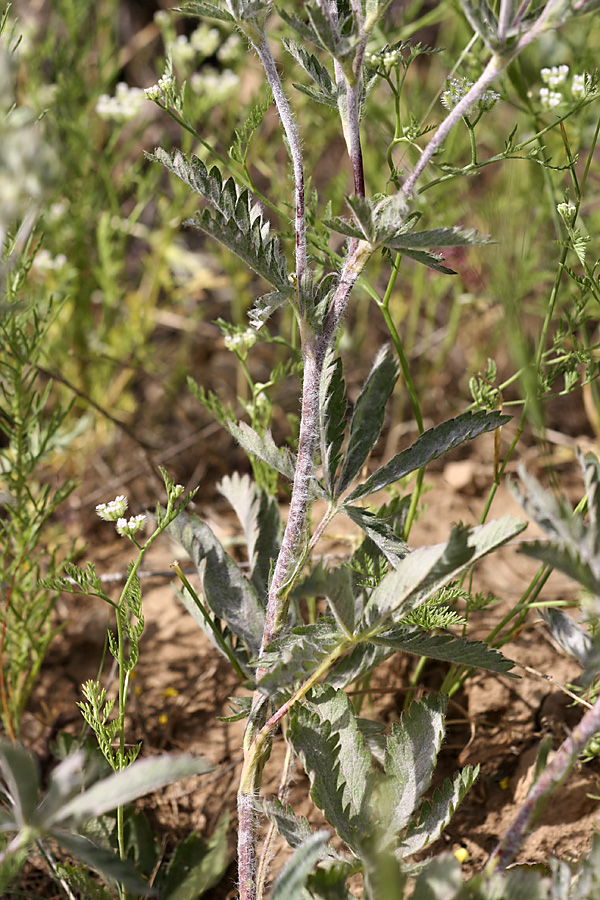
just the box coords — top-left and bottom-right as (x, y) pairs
(217, 472), (281, 596)
(152, 149), (292, 295)
(227, 420), (296, 481)
(262, 798), (314, 849)
(284, 38), (337, 107)
(257, 621), (347, 693)
(180, 1), (235, 22)
(269, 831), (330, 900)
(319, 353), (347, 497)
(342, 505), (408, 568)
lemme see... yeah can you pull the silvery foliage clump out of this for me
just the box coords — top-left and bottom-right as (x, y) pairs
(0, 740), (209, 896)
(148, 1), (600, 898)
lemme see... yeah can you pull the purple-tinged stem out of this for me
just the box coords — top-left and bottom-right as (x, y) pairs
(254, 35), (307, 309)
(488, 694), (600, 870)
(402, 4), (564, 197)
(237, 792), (257, 900)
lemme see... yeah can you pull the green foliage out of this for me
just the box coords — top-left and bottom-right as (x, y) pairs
(0, 286), (78, 737)
(0, 740), (210, 896)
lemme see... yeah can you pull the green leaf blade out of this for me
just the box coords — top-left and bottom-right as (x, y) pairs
(336, 348), (399, 498)
(347, 411), (510, 502)
(361, 516), (526, 629)
(168, 512), (266, 656)
(400, 765), (479, 858)
(382, 694), (447, 835)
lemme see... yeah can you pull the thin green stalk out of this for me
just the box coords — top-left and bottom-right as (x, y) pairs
(376, 254), (425, 539)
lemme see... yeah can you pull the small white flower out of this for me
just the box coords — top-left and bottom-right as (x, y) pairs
(190, 24), (221, 58)
(144, 83), (162, 101)
(541, 65), (569, 88)
(96, 82), (146, 122)
(171, 34), (196, 68)
(441, 77), (499, 118)
(171, 484), (185, 500)
(158, 73), (175, 93)
(217, 33), (241, 64)
(96, 495), (128, 522)
(557, 201), (576, 226)
(190, 67), (238, 100)
(540, 87), (562, 109)
(224, 328), (258, 354)
(32, 249), (67, 272)
(115, 514), (147, 538)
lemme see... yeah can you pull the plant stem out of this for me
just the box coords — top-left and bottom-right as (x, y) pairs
(487, 694), (600, 870)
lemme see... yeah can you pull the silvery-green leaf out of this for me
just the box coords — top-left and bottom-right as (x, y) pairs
(322, 216), (365, 240)
(540, 607), (593, 668)
(400, 765), (479, 857)
(290, 686), (373, 851)
(397, 247), (457, 274)
(248, 289), (291, 328)
(319, 353), (347, 497)
(227, 421), (296, 481)
(0, 741), (39, 825)
(168, 512), (266, 655)
(180, 1), (235, 22)
(152, 150), (291, 294)
(320, 564), (356, 634)
(269, 831), (330, 900)
(51, 755), (211, 827)
(336, 348), (399, 497)
(262, 798), (313, 849)
(342, 506), (408, 568)
(161, 813), (229, 900)
(257, 621), (347, 693)
(384, 225), (489, 251)
(381, 694), (447, 835)
(361, 516), (526, 628)
(218, 472), (281, 596)
(347, 411), (510, 502)
(328, 642), (393, 689)
(284, 38), (337, 107)
(373, 627), (515, 676)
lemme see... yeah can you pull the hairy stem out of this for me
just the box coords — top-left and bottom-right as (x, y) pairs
(254, 35), (307, 309)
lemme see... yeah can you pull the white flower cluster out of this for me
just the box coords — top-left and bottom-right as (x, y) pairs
(115, 515), (147, 538)
(441, 77), (500, 118)
(0, 45), (58, 249)
(224, 328), (258, 354)
(96, 496), (147, 538)
(541, 65), (569, 88)
(32, 249), (67, 272)
(366, 46), (403, 69)
(557, 201), (576, 226)
(96, 495), (128, 521)
(190, 67), (239, 100)
(96, 82), (147, 122)
(144, 74), (175, 102)
(539, 66), (591, 110)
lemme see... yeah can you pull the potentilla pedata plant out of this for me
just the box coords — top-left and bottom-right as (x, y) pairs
(142, 1), (600, 898)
